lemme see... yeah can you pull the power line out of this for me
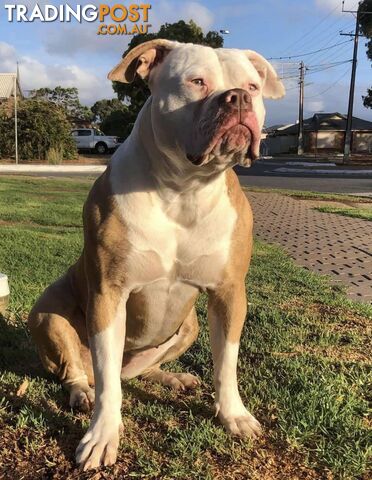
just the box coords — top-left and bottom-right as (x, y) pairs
(305, 60), (352, 75)
(296, 18), (353, 58)
(301, 21), (354, 63)
(311, 40), (353, 65)
(279, 59), (351, 80)
(279, 3), (340, 55)
(307, 59), (352, 68)
(305, 66), (352, 98)
(268, 39), (353, 60)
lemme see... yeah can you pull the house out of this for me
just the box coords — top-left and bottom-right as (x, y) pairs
(0, 73), (23, 103)
(265, 112), (372, 155)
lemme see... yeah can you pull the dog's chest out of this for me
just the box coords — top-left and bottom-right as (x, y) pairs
(114, 176), (237, 291)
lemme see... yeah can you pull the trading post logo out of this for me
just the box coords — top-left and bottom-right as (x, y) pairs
(2, 3), (152, 35)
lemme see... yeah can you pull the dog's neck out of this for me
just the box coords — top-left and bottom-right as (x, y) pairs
(134, 98), (228, 195)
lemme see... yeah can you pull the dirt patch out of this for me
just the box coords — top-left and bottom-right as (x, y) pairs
(272, 344), (370, 363)
(278, 299), (372, 363)
(0, 420), (326, 480)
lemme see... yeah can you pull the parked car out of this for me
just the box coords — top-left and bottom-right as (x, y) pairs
(71, 128), (120, 154)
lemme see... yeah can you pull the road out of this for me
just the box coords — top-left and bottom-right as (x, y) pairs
(236, 159), (372, 194)
(1, 158), (371, 194)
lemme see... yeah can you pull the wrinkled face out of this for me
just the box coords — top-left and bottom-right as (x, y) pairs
(109, 42), (285, 172)
(150, 46), (265, 169)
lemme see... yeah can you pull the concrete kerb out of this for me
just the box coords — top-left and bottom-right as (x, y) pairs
(0, 165), (107, 174)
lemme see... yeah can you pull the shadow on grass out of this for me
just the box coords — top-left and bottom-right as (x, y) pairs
(0, 312), (86, 465)
(0, 312), (216, 469)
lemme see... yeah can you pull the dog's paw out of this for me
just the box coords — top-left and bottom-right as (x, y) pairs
(165, 372), (201, 391)
(75, 415), (122, 471)
(69, 385), (94, 413)
(219, 412), (262, 438)
(146, 370), (201, 391)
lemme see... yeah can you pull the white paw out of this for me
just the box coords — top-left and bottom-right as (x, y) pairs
(75, 415), (122, 471)
(217, 405), (262, 438)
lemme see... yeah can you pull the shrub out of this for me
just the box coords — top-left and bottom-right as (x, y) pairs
(0, 99), (77, 162)
(46, 146), (64, 165)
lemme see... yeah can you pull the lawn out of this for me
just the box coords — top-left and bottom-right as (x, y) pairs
(0, 176), (371, 480)
(247, 187), (372, 221)
(246, 187), (372, 203)
(313, 205), (372, 222)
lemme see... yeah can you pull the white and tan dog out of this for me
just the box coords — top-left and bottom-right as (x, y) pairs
(28, 40), (284, 470)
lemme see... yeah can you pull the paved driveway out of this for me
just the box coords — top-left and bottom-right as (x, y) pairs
(246, 192), (372, 303)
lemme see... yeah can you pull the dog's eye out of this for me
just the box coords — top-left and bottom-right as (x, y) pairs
(191, 78), (205, 87)
(248, 83), (258, 93)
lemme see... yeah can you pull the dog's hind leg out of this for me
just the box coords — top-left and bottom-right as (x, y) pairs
(28, 273), (94, 412)
(139, 307), (200, 391)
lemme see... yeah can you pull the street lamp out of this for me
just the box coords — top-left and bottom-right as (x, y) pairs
(219, 29), (230, 34)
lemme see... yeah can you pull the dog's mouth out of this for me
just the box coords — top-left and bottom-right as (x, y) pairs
(187, 113), (260, 167)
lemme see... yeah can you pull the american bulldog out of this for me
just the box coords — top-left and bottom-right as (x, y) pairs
(28, 39), (284, 470)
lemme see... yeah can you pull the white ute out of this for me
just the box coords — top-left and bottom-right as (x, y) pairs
(71, 128), (120, 154)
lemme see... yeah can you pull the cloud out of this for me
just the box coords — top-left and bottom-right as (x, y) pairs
(0, 41), (115, 104)
(265, 74), (370, 127)
(151, 0), (214, 31)
(306, 100), (325, 112)
(44, 22), (128, 58)
(43, 0), (215, 58)
(314, 0), (358, 15)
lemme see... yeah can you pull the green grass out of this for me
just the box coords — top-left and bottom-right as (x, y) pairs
(245, 186), (372, 221)
(245, 187), (372, 203)
(314, 205), (372, 221)
(0, 176), (371, 479)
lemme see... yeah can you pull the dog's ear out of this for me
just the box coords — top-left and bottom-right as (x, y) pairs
(108, 39), (177, 84)
(245, 50), (285, 99)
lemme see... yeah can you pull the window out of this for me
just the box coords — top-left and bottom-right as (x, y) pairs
(78, 130), (92, 137)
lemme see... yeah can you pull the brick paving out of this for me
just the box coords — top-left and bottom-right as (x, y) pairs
(246, 192), (372, 303)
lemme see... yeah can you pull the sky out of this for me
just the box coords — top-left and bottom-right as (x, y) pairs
(0, 0), (371, 127)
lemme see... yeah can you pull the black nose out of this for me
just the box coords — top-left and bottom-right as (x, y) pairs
(219, 88), (252, 110)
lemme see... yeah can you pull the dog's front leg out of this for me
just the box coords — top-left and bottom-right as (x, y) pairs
(76, 292), (127, 471)
(208, 282), (261, 438)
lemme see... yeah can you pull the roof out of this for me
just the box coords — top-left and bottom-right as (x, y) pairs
(0, 73), (23, 99)
(264, 124), (287, 133)
(269, 113), (372, 135)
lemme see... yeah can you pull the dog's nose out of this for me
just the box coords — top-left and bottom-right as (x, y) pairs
(219, 88), (252, 110)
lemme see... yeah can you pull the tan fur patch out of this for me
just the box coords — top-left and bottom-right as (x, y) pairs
(208, 168), (253, 343)
(82, 167), (130, 336)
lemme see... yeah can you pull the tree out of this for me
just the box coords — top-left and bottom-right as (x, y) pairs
(29, 86), (93, 121)
(0, 99), (77, 161)
(359, 0), (372, 108)
(111, 20), (224, 137)
(101, 109), (133, 138)
(91, 98), (127, 123)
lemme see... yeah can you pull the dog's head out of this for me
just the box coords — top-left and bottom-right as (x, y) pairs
(109, 40), (284, 170)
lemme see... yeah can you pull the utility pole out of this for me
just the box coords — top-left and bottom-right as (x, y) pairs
(340, 0), (364, 164)
(14, 72), (18, 165)
(340, 15), (360, 163)
(297, 61), (305, 155)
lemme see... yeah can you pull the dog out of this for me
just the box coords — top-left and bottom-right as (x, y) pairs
(28, 39), (284, 470)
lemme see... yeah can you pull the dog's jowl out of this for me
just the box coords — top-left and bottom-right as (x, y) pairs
(28, 40), (285, 470)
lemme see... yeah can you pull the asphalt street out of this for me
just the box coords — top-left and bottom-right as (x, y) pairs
(236, 159), (372, 194)
(1, 158), (371, 194)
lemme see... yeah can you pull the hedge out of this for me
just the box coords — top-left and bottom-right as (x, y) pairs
(0, 99), (77, 161)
